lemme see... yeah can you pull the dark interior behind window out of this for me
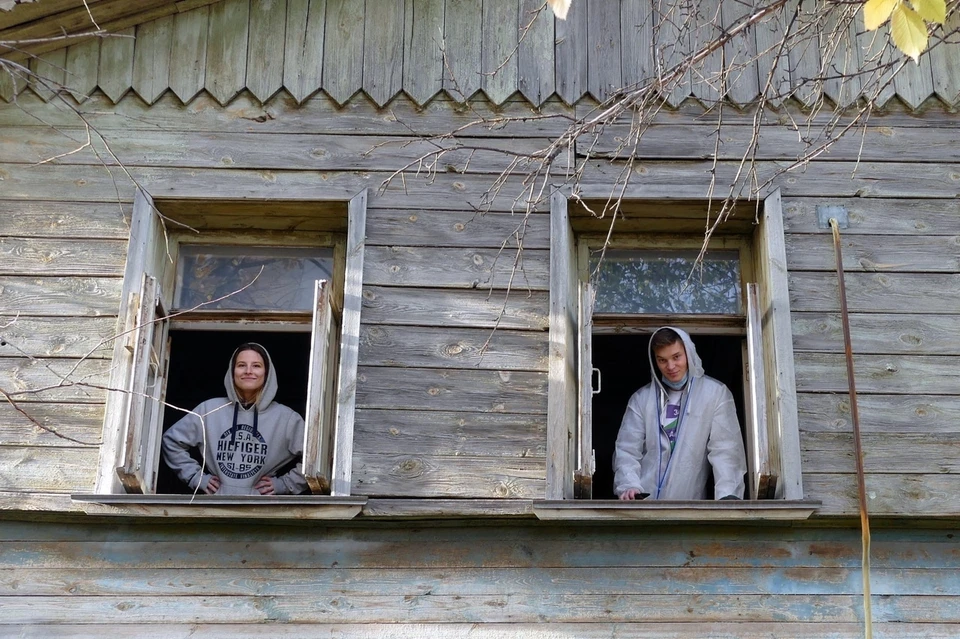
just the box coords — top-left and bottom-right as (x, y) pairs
(157, 330), (311, 494)
(589, 333), (746, 500)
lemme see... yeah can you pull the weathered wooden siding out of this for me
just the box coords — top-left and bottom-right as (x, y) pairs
(1, 4), (959, 638)
(0, 89), (563, 501)
(2, 87), (960, 513)
(1, 520), (958, 636)
(783, 197), (960, 517)
(3, 0), (960, 109)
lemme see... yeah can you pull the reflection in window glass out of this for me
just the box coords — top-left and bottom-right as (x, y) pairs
(175, 245), (334, 312)
(590, 249), (742, 314)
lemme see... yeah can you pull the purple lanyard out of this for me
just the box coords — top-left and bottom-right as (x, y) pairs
(655, 377), (694, 499)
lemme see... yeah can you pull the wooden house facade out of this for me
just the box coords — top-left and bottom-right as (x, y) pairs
(1, 0), (960, 636)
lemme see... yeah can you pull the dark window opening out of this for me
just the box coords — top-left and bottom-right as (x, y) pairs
(589, 333), (746, 500)
(157, 329), (311, 494)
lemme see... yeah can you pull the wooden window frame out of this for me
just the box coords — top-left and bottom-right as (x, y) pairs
(574, 235), (762, 500)
(86, 188), (368, 516)
(539, 188), (816, 521)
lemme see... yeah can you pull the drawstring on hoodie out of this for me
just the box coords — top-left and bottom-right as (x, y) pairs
(229, 402), (260, 445)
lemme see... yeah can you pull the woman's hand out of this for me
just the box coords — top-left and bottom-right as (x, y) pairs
(203, 476), (221, 494)
(255, 476), (277, 495)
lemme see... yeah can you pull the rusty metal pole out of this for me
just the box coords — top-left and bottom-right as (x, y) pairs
(830, 218), (872, 639)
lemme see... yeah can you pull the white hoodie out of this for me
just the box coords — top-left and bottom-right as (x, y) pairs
(162, 344), (308, 495)
(613, 327), (747, 500)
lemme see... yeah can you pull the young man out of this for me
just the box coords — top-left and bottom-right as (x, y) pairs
(613, 327), (747, 500)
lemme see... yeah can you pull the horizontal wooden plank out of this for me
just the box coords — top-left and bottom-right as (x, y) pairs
(364, 208), (550, 249)
(582, 122), (960, 162)
(0, 237), (126, 276)
(4, 623), (957, 639)
(788, 272), (960, 313)
(363, 246), (550, 290)
(361, 498), (533, 518)
(354, 409), (545, 458)
(0, 593), (952, 623)
(0, 276), (122, 317)
(803, 473), (960, 516)
(572, 100), (960, 129)
(0, 0), (112, 30)
(4, 527), (956, 567)
(155, 198), (348, 232)
(798, 393), (960, 434)
(578, 159), (960, 199)
(0, 357), (112, 402)
(783, 198), (960, 235)
(361, 286), (548, 330)
(0, 92), (574, 137)
(352, 453), (544, 498)
(0, 402), (103, 447)
(5, 160), (960, 210)
(0, 315), (116, 358)
(0, 565), (953, 597)
(792, 312), (960, 355)
(786, 234), (960, 273)
(0, 445), (96, 493)
(0, 0), (172, 47)
(358, 325), (547, 371)
(0, 201), (130, 238)
(569, 215), (755, 235)
(795, 353), (960, 395)
(802, 432), (960, 474)
(0, 164), (547, 212)
(0, 128), (559, 172)
(355, 366), (547, 414)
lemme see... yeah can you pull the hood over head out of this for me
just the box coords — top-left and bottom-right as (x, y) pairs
(224, 342), (279, 411)
(647, 326), (704, 392)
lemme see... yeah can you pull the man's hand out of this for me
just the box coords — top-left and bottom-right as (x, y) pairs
(203, 476), (221, 494)
(619, 488), (648, 501)
(255, 476), (277, 495)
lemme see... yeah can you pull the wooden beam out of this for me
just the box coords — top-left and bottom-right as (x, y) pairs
(546, 190), (577, 499)
(329, 188), (366, 496)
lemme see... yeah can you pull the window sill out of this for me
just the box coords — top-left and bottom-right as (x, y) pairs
(70, 494), (367, 519)
(532, 499), (821, 521)
(360, 498), (535, 519)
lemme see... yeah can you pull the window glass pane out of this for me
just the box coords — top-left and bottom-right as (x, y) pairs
(590, 249), (742, 314)
(175, 245), (334, 311)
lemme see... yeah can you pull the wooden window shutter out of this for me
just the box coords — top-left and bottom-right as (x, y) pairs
(100, 188), (173, 493)
(328, 189), (367, 496)
(745, 282), (778, 499)
(303, 279), (340, 494)
(116, 273), (169, 493)
(576, 281), (596, 499)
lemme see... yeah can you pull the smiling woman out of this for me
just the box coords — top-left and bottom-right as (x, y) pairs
(160, 342), (309, 496)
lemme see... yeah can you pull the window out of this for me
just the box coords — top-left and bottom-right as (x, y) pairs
(540, 188), (813, 519)
(578, 240), (760, 500)
(92, 188), (367, 500)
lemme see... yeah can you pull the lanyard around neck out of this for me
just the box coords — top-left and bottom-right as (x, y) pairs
(655, 377), (694, 499)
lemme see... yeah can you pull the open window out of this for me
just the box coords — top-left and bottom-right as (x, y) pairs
(540, 189), (815, 519)
(93, 188), (367, 505)
(575, 243), (776, 500)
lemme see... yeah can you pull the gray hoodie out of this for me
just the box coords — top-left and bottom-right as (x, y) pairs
(162, 344), (308, 495)
(613, 327), (747, 500)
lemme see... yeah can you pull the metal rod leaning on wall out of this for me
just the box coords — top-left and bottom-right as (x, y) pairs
(830, 217), (872, 639)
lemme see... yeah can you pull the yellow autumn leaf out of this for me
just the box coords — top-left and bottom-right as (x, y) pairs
(864, 0), (900, 29)
(891, 3), (928, 62)
(910, 0), (946, 24)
